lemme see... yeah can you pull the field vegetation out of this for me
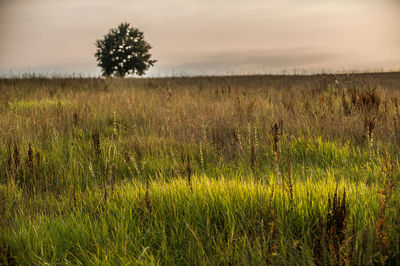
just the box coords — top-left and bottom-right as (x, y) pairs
(1, 72), (400, 264)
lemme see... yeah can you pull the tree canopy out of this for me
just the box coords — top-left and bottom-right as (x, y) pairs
(95, 23), (156, 77)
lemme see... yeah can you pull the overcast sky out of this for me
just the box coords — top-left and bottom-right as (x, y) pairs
(0, 0), (399, 76)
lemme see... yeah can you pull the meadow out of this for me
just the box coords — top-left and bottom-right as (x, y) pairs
(1, 72), (400, 265)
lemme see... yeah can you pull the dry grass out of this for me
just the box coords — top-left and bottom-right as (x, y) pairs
(1, 72), (400, 264)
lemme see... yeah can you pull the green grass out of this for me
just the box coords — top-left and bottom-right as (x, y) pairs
(1, 74), (400, 265)
(1, 175), (390, 265)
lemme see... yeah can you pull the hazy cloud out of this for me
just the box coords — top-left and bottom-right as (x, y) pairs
(162, 47), (338, 75)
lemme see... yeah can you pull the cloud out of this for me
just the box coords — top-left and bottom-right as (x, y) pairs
(157, 47), (338, 75)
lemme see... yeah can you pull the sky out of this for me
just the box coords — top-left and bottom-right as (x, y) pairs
(0, 0), (399, 77)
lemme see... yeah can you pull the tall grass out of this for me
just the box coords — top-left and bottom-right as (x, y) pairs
(1, 73), (400, 264)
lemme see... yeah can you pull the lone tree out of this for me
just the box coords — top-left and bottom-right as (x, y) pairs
(95, 23), (156, 77)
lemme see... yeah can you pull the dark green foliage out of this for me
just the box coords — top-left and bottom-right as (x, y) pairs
(326, 187), (347, 257)
(95, 23), (156, 77)
(91, 130), (101, 160)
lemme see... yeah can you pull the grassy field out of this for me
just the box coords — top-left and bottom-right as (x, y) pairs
(1, 73), (400, 265)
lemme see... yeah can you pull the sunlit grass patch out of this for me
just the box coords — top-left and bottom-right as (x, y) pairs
(9, 98), (72, 111)
(2, 175), (391, 265)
